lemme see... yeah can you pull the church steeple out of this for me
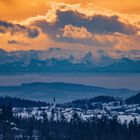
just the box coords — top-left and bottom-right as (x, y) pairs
(52, 97), (56, 109)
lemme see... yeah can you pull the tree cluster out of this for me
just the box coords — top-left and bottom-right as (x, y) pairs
(0, 105), (140, 140)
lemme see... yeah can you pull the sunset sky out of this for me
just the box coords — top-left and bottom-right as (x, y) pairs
(0, 0), (140, 53)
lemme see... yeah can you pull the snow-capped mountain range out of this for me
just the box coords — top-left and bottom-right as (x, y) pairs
(0, 48), (140, 73)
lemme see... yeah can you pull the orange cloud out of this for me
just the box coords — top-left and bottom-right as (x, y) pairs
(0, 0), (140, 21)
(61, 25), (92, 39)
(0, 1), (140, 52)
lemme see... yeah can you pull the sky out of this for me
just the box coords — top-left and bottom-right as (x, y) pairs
(0, 0), (140, 54)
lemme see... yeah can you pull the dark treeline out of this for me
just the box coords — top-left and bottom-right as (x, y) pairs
(62, 96), (121, 109)
(0, 105), (140, 140)
(0, 96), (47, 107)
(126, 93), (140, 104)
(62, 93), (140, 109)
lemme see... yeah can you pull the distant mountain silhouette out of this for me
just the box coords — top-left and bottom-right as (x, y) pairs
(0, 82), (138, 103)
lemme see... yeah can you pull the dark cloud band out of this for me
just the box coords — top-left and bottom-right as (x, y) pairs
(0, 20), (39, 38)
(32, 10), (139, 46)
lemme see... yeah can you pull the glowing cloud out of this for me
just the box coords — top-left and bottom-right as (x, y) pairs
(0, 1), (140, 53)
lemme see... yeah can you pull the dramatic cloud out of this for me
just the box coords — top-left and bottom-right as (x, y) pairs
(30, 8), (140, 49)
(34, 10), (139, 35)
(0, 20), (39, 38)
(61, 25), (92, 39)
(1, 0), (140, 21)
(0, 2), (140, 52)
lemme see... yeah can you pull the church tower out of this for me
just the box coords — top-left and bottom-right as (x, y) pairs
(52, 97), (56, 109)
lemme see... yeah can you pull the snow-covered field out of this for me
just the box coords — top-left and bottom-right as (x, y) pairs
(13, 101), (140, 123)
